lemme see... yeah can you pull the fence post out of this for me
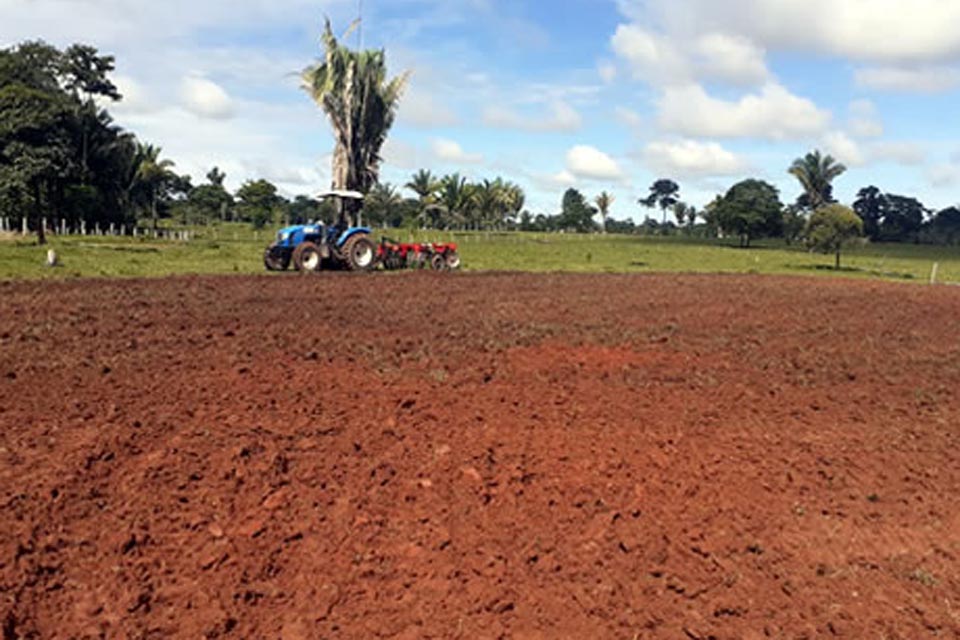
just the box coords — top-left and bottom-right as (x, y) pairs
(931, 263), (940, 285)
(80, 220), (86, 236)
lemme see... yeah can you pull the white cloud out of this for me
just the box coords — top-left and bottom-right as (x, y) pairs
(848, 99), (883, 138)
(615, 106), (644, 130)
(644, 140), (747, 177)
(598, 61), (618, 84)
(618, 0), (960, 64)
(611, 25), (768, 86)
(399, 87), (459, 128)
(430, 138), (483, 164)
(822, 131), (866, 167)
(868, 141), (926, 166)
(855, 66), (960, 93)
(696, 33), (769, 86)
(928, 164), (960, 188)
(180, 76), (234, 120)
(658, 83), (831, 140)
(482, 101), (583, 132)
(565, 145), (625, 181)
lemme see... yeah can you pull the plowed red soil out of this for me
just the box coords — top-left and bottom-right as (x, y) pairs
(2, 273), (960, 639)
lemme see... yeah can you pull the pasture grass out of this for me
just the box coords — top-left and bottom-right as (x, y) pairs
(1, 225), (958, 284)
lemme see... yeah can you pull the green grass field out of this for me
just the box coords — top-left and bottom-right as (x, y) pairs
(1, 225), (958, 283)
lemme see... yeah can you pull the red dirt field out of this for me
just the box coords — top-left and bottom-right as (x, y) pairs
(1, 273), (960, 639)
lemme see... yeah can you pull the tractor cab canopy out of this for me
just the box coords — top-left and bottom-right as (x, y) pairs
(317, 190), (366, 227)
(317, 190), (364, 201)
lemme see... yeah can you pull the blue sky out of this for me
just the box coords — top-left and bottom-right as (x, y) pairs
(4, 0), (960, 220)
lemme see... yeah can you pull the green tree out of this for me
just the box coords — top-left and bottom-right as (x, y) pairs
(134, 143), (177, 229)
(852, 185), (885, 241)
(595, 191), (614, 233)
(672, 201), (697, 232)
(405, 169), (439, 204)
(789, 150), (846, 210)
(364, 182), (402, 228)
(236, 179), (283, 229)
(714, 179), (784, 248)
(928, 207), (960, 245)
(805, 204), (864, 269)
(640, 179), (680, 225)
(187, 168), (233, 224)
(880, 194), (926, 242)
(559, 188), (597, 233)
(302, 20), (408, 216)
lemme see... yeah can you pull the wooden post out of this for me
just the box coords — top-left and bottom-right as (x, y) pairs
(22, 217), (28, 235)
(80, 220), (86, 236)
(931, 263), (940, 285)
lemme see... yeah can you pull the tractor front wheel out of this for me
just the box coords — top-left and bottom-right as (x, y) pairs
(342, 235), (377, 272)
(293, 242), (323, 272)
(263, 245), (290, 271)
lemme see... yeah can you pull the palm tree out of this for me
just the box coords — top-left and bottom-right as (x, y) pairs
(438, 173), (471, 229)
(134, 143), (176, 230)
(789, 150), (846, 210)
(640, 179), (680, 225)
(595, 191), (614, 233)
(302, 20), (409, 218)
(364, 182), (402, 228)
(406, 169), (439, 204)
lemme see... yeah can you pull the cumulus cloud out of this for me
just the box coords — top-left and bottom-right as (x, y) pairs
(617, 0), (960, 65)
(695, 33), (769, 86)
(821, 131), (866, 167)
(855, 66), (960, 93)
(868, 141), (926, 166)
(431, 138), (483, 164)
(598, 61), (618, 84)
(611, 24), (768, 86)
(644, 140), (747, 177)
(399, 87), (459, 128)
(180, 76), (234, 120)
(615, 107), (644, 131)
(657, 83), (831, 140)
(848, 99), (883, 138)
(482, 101), (583, 133)
(565, 145), (625, 181)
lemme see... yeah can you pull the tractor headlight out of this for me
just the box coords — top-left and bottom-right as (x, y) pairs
(279, 231), (290, 242)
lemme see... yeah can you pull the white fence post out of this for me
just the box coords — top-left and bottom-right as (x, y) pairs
(22, 217), (28, 235)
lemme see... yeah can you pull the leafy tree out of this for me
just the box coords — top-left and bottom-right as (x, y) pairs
(640, 179), (680, 225)
(789, 150), (846, 210)
(852, 185), (885, 240)
(287, 194), (333, 225)
(134, 143), (177, 229)
(595, 191), (614, 233)
(559, 188), (597, 233)
(672, 201), (697, 232)
(187, 168), (233, 223)
(805, 204), (864, 269)
(406, 169), (439, 204)
(437, 173), (471, 229)
(236, 179), (283, 229)
(928, 207), (960, 245)
(302, 20), (408, 219)
(714, 179), (784, 247)
(781, 205), (806, 246)
(364, 182), (402, 228)
(880, 194), (926, 242)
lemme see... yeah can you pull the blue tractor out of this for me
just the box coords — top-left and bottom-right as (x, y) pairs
(263, 190), (378, 273)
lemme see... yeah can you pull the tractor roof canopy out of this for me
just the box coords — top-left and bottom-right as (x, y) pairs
(317, 190), (364, 201)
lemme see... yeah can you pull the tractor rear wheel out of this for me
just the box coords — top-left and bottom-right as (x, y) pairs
(263, 245), (290, 271)
(293, 242), (323, 272)
(342, 235), (377, 272)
